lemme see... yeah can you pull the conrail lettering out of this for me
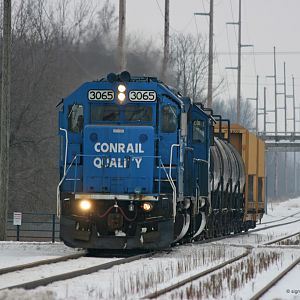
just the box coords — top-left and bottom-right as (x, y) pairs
(94, 142), (144, 154)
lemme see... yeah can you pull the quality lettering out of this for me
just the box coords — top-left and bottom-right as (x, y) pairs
(93, 157), (143, 169)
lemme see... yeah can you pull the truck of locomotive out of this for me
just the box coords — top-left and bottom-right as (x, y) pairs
(58, 71), (249, 250)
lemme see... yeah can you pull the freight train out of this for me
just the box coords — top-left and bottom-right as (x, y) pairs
(57, 71), (265, 250)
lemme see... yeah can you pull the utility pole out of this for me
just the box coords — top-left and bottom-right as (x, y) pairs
(161, 0), (169, 82)
(118, 0), (126, 71)
(283, 62), (287, 195)
(266, 46), (278, 198)
(194, 0), (214, 107)
(292, 77), (296, 196)
(207, 0), (214, 108)
(263, 87), (267, 133)
(226, 0), (252, 124)
(247, 75), (259, 134)
(288, 76), (297, 195)
(274, 47), (278, 198)
(263, 86), (267, 214)
(256, 75), (259, 134)
(273, 47), (278, 136)
(0, 0), (11, 241)
(283, 63), (287, 134)
(236, 0), (241, 124)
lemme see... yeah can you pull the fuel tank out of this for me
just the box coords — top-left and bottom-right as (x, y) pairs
(210, 137), (245, 192)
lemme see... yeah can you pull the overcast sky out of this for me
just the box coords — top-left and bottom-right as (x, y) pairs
(109, 0), (300, 132)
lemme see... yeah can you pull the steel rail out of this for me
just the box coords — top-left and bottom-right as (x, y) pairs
(259, 210), (300, 225)
(249, 218), (300, 234)
(250, 258), (300, 300)
(1, 252), (154, 291)
(142, 249), (250, 299)
(263, 231), (300, 246)
(193, 216), (300, 245)
(0, 252), (85, 276)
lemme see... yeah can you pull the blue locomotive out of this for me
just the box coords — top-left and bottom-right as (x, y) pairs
(57, 71), (253, 250)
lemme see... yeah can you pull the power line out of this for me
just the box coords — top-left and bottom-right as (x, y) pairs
(216, 51), (300, 55)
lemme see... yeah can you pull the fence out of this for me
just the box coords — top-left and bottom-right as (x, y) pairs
(7, 212), (60, 243)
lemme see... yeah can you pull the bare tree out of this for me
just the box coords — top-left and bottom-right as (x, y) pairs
(212, 97), (255, 129)
(169, 33), (208, 102)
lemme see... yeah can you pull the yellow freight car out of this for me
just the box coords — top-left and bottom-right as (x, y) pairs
(216, 123), (265, 223)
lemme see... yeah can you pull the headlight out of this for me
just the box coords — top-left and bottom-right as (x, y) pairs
(79, 199), (91, 211)
(142, 202), (153, 212)
(118, 84), (126, 92)
(117, 92), (126, 102)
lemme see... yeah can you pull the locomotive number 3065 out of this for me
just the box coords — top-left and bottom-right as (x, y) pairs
(129, 91), (156, 101)
(88, 90), (114, 101)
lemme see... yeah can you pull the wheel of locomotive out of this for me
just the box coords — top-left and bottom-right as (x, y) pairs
(206, 216), (213, 239)
(215, 214), (221, 237)
(233, 221), (238, 234)
(223, 213), (228, 235)
(218, 213), (223, 236)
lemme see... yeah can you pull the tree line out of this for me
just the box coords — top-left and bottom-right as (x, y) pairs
(0, 0), (274, 213)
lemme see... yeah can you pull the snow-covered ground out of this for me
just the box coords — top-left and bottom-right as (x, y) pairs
(259, 197), (300, 224)
(0, 242), (79, 269)
(0, 197), (299, 300)
(262, 263), (300, 300)
(163, 248), (299, 300)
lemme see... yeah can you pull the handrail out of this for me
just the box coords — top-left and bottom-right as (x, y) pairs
(169, 144), (180, 221)
(193, 158), (209, 164)
(159, 160), (177, 221)
(59, 128), (68, 176)
(169, 144), (180, 179)
(56, 155), (77, 217)
(193, 158), (209, 198)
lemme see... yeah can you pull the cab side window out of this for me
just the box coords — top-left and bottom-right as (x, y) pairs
(193, 120), (205, 143)
(161, 105), (177, 133)
(68, 104), (84, 133)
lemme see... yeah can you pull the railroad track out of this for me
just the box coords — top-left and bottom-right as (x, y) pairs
(259, 210), (300, 225)
(1, 216), (299, 293)
(0, 252), (154, 291)
(250, 217), (300, 234)
(0, 252), (85, 276)
(193, 215), (300, 245)
(250, 258), (300, 300)
(263, 231), (300, 246)
(142, 248), (251, 299)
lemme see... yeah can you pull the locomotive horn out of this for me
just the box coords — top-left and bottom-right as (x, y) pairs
(107, 72), (118, 83)
(119, 71), (131, 82)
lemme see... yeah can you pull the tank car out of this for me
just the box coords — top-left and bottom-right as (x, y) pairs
(57, 71), (263, 250)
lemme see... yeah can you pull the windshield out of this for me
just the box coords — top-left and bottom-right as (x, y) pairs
(124, 106), (152, 122)
(91, 106), (120, 122)
(91, 105), (152, 123)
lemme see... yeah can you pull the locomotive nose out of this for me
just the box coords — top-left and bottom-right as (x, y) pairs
(82, 125), (155, 194)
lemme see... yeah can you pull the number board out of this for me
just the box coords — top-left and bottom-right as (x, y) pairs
(88, 90), (114, 101)
(129, 91), (156, 102)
